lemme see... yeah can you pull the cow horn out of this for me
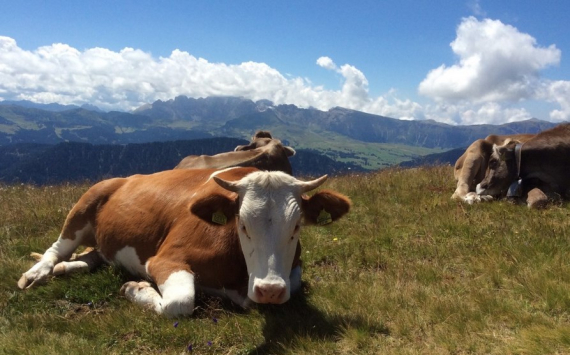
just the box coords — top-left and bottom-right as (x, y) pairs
(213, 176), (240, 192)
(298, 175), (328, 193)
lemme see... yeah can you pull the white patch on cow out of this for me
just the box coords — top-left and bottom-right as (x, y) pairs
(206, 167), (239, 183)
(475, 183), (484, 196)
(113, 246), (146, 277)
(157, 270), (195, 317)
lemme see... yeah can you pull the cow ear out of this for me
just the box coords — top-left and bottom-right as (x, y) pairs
(493, 140), (517, 161)
(302, 190), (351, 225)
(190, 194), (237, 225)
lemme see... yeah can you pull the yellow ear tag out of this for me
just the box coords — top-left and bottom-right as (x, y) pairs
(316, 209), (333, 225)
(212, 210), (227, 225)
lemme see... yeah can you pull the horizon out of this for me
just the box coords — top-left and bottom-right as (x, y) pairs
(1, 0), (569, 126)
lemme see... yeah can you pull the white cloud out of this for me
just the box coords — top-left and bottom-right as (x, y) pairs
(316, 56), (337, 70)
(537, 80), (570, 121)
(468, 0), (486, 17)
(0, 36), (416, 119)
(0, 25), (569, 126)
(419, 17), (560, 104)
(415, 16), (570, 124)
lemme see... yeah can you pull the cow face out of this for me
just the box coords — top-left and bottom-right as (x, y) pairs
(476, 140), (519, 197)
(213, 171), (349, 304)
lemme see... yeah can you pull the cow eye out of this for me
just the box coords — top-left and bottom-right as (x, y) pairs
(291, 224), (300, 240)
(241, 225), (250, 239)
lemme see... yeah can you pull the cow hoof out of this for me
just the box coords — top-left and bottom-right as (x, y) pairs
(120, 281), (152, 296)
(17, 269), (50, 290)
(463, 192), (480, 204)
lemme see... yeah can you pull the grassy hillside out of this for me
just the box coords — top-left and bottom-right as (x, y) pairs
(2, 167), (570, 354)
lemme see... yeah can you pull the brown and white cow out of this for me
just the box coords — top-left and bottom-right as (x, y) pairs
(175, 131), (295, 175)
(18, 167), (351, 317)
(451, 133), (535, 204)
(476, 123), (570, 208)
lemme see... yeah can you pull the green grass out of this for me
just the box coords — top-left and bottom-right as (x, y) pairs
(2, 167), (570, 354)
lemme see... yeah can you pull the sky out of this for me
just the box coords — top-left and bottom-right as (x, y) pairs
(0, 0), (569, 125)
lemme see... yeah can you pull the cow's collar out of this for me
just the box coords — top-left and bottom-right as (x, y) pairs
(514, 143), (523, 178)
(507, 143), (524, 198)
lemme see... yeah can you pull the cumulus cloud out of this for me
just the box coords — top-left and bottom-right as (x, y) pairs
(0, 37), (416, 119)
(316, 56), (337, 71)
(1, 24), (569, 125)
(419, 17), (560, 103)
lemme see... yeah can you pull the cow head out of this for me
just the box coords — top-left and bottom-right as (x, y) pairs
(235, 131), (296, 157)
(476, 139), (519, 197)
(204, 171), (350, 304)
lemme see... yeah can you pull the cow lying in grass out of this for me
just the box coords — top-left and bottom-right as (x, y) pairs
(451, 133), (534, 204)
(18, 167), (351, 317)
(476, 123), (570, 208)
(175, 130), (296, 175)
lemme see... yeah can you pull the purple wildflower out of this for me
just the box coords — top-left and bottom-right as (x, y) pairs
(173, 321), (179, 328)
(187, 344), (193, 352)
(212, 317), (218, 324)
(207, 341), (213, 346)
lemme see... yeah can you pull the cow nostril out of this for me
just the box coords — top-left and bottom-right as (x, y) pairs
(254, 284), (286, 303)
(254, 285), (265, 300)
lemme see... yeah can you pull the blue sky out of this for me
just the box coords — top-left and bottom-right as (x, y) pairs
(1, 0), (569, 125)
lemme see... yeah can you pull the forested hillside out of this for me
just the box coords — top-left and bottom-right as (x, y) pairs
(0, 138), (364, 184)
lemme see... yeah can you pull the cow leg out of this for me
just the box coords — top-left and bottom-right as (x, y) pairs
(52, 247), (105, 276)
(526, 188), (548, 209)
(290, 265), (302, 294)
(123, 258), (196, 318)
(18, 215), (96, 289)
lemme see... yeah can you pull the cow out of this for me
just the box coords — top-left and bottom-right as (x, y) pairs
(451, 133), (535, 204)
(17, 167), (351, 317)
(476, 123), (570, 208)
(175, 131), (295, 175)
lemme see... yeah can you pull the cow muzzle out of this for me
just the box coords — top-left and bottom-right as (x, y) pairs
(252, 279), (288, 304)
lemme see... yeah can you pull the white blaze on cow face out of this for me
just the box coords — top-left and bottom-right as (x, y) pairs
(214, 171), (327, 304)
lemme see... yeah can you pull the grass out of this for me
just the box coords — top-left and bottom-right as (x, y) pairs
(2, 166), (570, 354)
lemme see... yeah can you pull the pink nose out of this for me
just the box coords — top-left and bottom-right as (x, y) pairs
(253, 283), (287, 304)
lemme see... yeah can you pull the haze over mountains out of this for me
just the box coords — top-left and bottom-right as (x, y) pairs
(0, 96), (560, 183)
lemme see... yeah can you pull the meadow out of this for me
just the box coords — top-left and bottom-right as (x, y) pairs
(2, 165), (570, 354)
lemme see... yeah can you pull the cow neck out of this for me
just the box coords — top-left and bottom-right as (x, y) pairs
(515, 143), (523, 178)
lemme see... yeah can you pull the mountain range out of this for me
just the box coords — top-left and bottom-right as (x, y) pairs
(0, 96), (561, 179)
